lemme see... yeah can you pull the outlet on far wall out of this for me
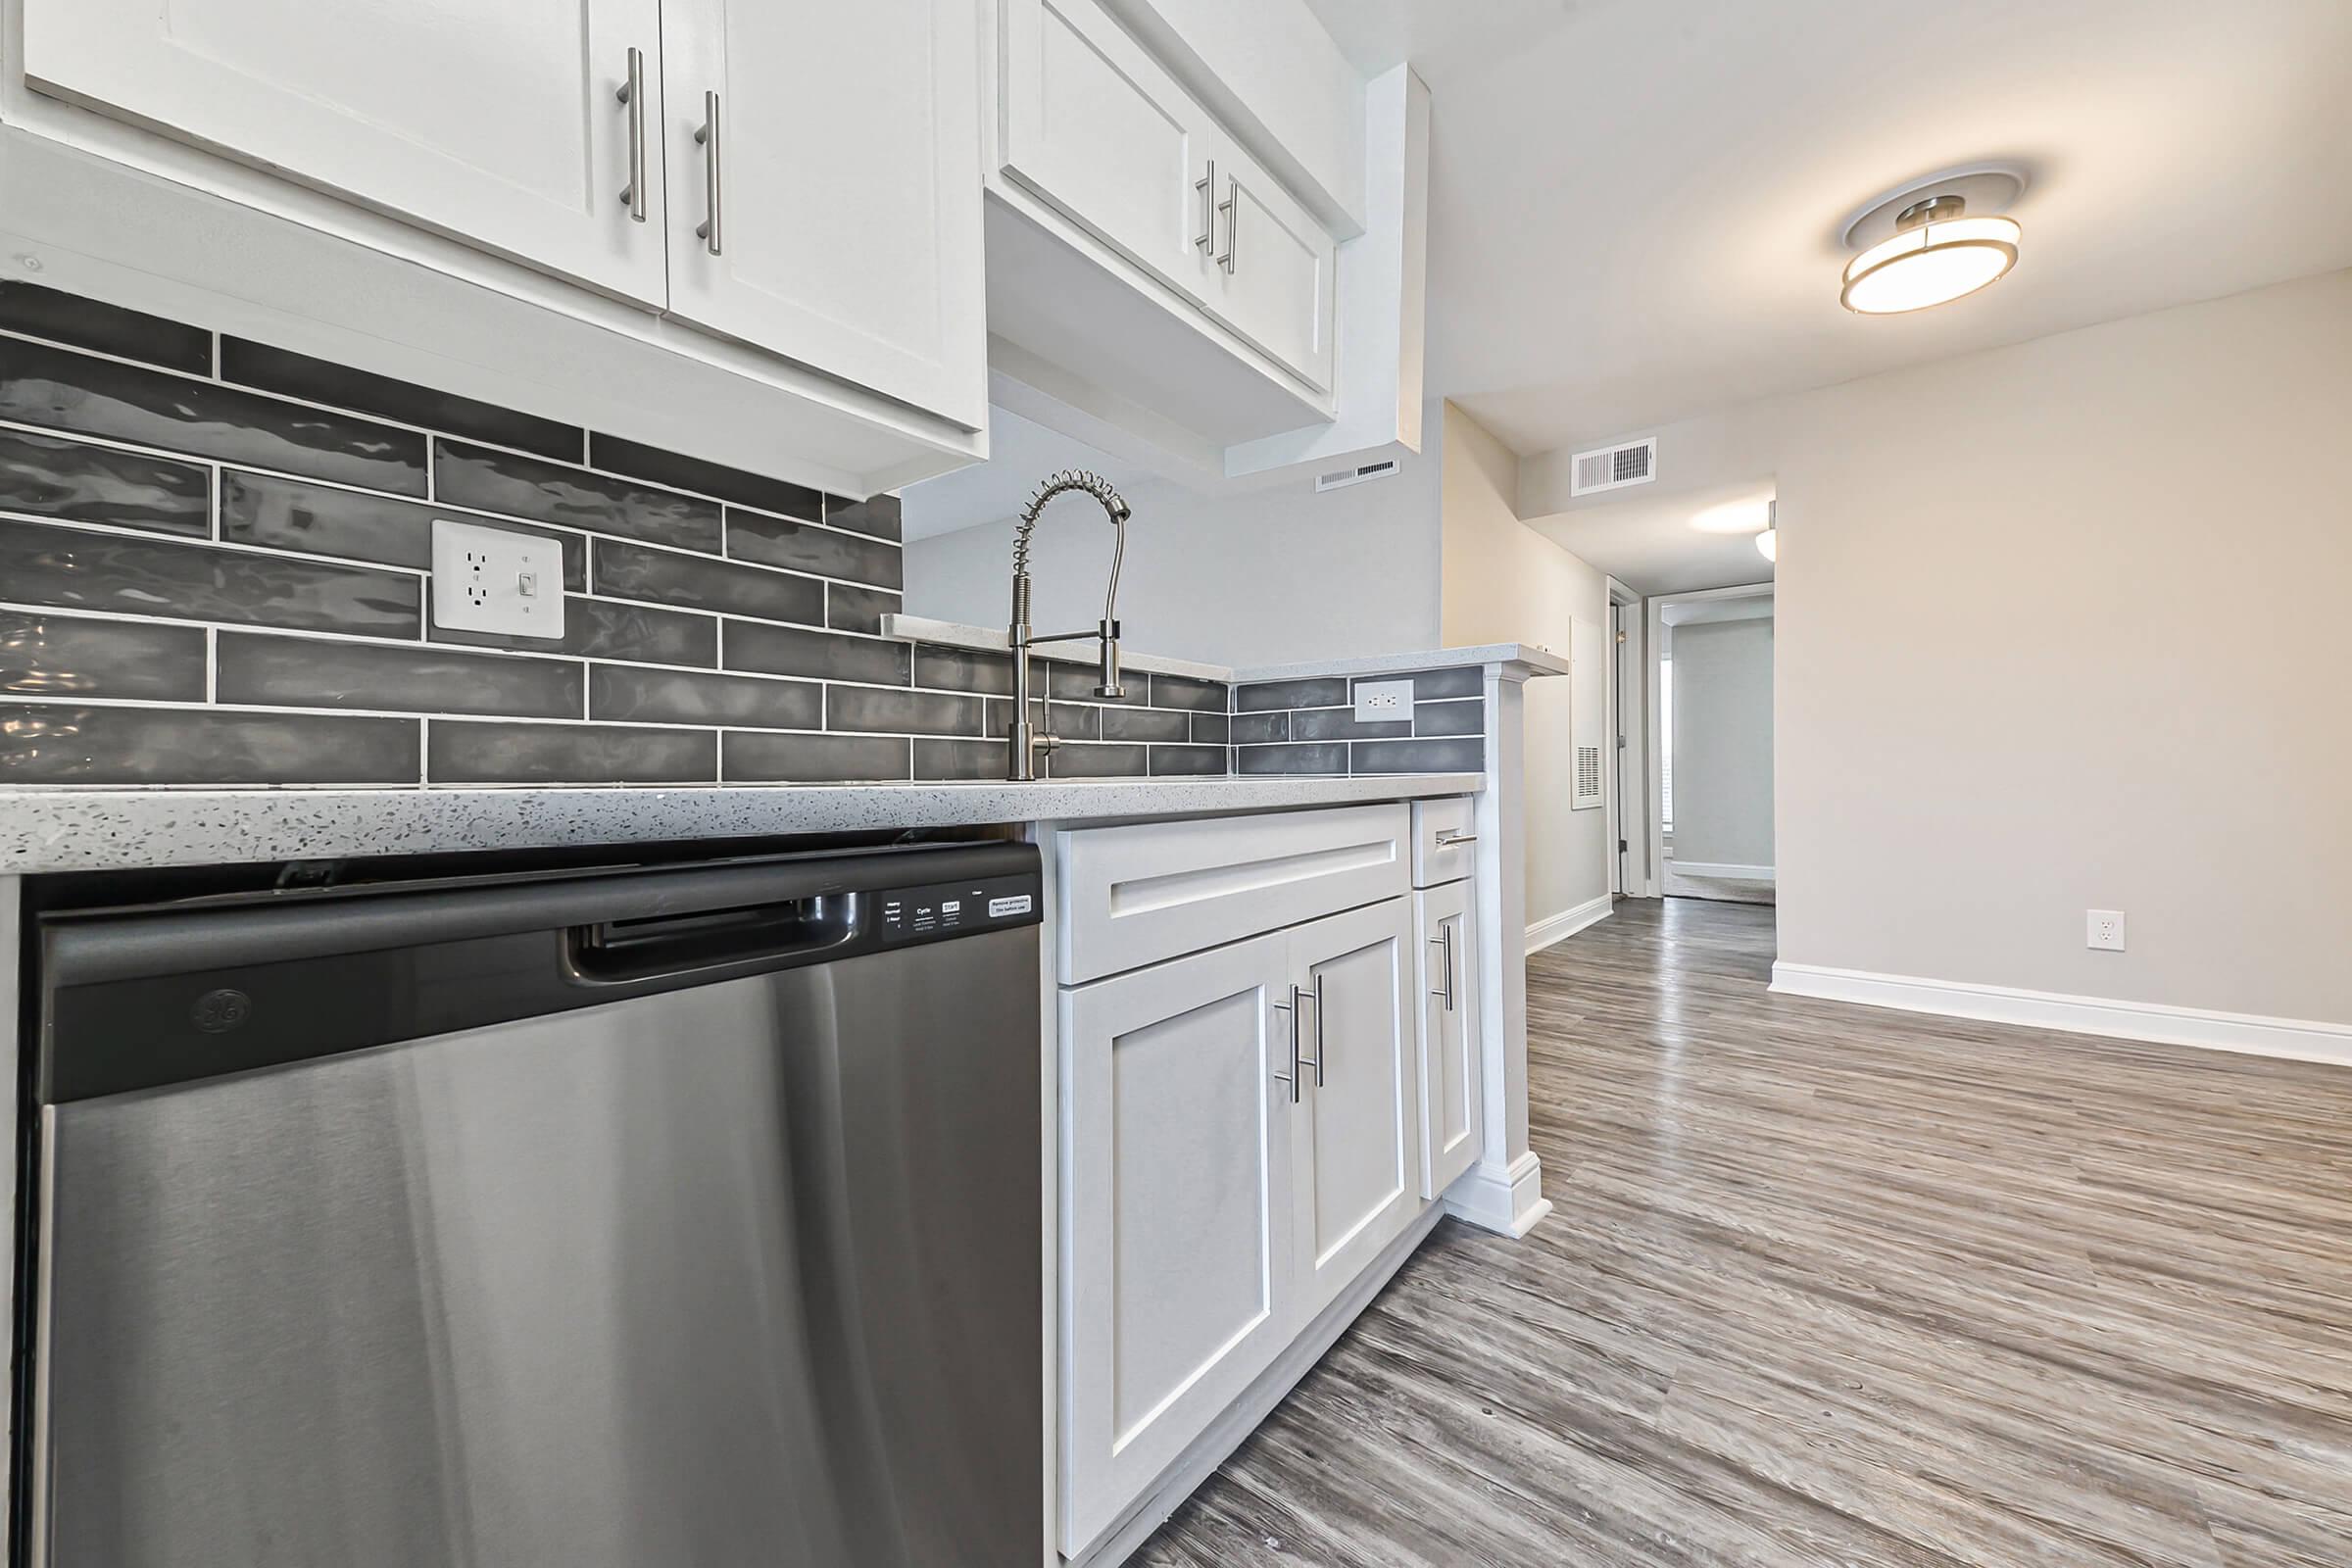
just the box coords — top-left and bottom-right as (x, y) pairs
(2086, 909), (2128, 952)
(1353, 679), (1414, 723)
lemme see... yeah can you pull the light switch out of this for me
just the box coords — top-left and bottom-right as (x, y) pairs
(431, 518), (565, 639)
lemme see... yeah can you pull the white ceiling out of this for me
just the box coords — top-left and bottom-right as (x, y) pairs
(1308, 0), (2352, 456)
(1532, 480), (1778, 597)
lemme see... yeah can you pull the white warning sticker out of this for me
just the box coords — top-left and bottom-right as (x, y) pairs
(988, 895), (1033, 918)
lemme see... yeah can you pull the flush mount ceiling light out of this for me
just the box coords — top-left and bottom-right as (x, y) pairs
(1755, 501), (1778, 563)
(1838, 166), (2026, 315)
(1689, 498), (1773, 535)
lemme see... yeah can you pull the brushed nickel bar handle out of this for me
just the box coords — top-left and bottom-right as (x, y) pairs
(1429, 925), (1456, 1010)
(616, 47), (647, 222)
(1436, 830), (1480, 848)
(1194, 159), (1216, 253)
(695, 89), (722, 256)
(1270, 989), (1300, 1103)
(1216, 175), (1237, 273)
(1298, 980), (1323, 1086)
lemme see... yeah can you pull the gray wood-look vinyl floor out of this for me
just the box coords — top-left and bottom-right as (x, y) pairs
(1136, 896), (2352, 1567)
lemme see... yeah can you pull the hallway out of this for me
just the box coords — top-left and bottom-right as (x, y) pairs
(1140, 898), (2352, 1566)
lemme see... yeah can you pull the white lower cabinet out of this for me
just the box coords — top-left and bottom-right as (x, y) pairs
(1416, 878), (1483, 1199)
(1059, 888), (1421, 1556)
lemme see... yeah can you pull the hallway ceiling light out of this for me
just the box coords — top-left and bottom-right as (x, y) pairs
(1690, 499), (1773, 534)
(1838, 167), (2027, 316)
(1755, 501), (1778, 562)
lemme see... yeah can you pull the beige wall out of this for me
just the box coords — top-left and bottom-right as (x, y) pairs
(1438, 403), (1613, 930)
(1775, 269), (2352, 1022)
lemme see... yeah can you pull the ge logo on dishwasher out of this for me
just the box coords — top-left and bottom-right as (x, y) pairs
(190, 988), (252, 1034)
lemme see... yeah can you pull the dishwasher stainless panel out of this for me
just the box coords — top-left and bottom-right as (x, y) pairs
(25, 843), (1045, 1568)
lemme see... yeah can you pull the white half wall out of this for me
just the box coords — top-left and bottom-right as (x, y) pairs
(1669, 614), (1774, 871)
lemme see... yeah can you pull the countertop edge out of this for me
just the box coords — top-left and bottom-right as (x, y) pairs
(0, 775), (1485, 874)
(878, 617), (1571, 684)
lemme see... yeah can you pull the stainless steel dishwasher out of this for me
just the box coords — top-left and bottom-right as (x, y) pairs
(23, 841), (1044, 1568)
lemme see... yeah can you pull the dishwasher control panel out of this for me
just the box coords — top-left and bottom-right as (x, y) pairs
(875, 876), (1039, 945)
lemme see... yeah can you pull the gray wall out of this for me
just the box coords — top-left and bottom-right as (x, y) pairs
(1670, 616), (1774, 871)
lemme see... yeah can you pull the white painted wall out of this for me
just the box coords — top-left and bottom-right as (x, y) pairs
(1669, 616), (1774, 871)
(1762, 269), (2352, 1024)
(1436, 404), (1611, 935)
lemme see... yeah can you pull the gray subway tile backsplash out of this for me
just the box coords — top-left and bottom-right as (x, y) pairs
(1, 336), (426, 494)
(1150, 744), (1227, 776)
(826, 685), (982, 737)
(0, 704), (417, 785)
(724, 731), (910, 784)
(1350, 737), (1485, 774)
(1149, 672), (1228, 712)
(587, 666), (820, 730)
(0, 281), (214, 374)
(1049, 742), (1151, 779)
(0, 427), (211, 537)
(592, 537), (824, 626)
(727, 507), (903, 590)
(434, 596), (717, 666)
(1235, 677), (1348, 712)
(1191, 711), (1230, 746)
(1290, 707), (1410, 742)
(826, 584), (901, 635)
(1230, 710), (1289, 745)
(823, 493), (902, 542)
(428, 720), (714, 786)
(913, 737), (1009, 780)
(0, 612), (208, 703)
(1362, 665), (1484, 701)
(1100, 706), (1191, 744)
(590, 432), (823, 522)
(0, 516), (421, 636)
(1413, 699), (1484, 737)
(726, 622), (910, 687)
(435, 439), (723, 554)
(222, 469), (586, 588)
(222, 338), (582, 463)
(217, 632), (583, 718)
(1237, 742), (1348, 775)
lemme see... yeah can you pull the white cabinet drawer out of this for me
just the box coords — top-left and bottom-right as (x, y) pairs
(1055, 805), (1409, 984)
(1410, 797), (1477, 888)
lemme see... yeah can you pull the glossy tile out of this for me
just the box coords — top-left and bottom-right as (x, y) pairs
(825, 685), (981, 737)
(0, 517), (420, 635)
(1230, 710), (1289, 745)
(1356, 665), (1483, 702)
(1149, 672), (1229, 712)
(1100, 706), (1191, 743)
(0, 612), (206, 702)
(1150, 744), (1226, 775)
(983, 699), (1050, 739)
(431, 596), (715, 666)
(0, 428), (210, 537)
(823, 492), (902, 542)
(725, 622), (908, 686)
(0, 337), (425, 493)
(1048, 702), (1102, 741)
(591, 538), (823, 625)
(1290, 708), (1410, 742)
(1235, 677), (1347, 712)
(1051, 661), (1144, 703)
(1191, 711), (1231, 746)
(1413, 699), (1485, 738)
(1237, 742), (1348, 775)
(723, 731), (909, 783)
(726, 507), (903, 589)
(221, 339), (581, 461)
(1047, 743), (1151, 778)
(221, 470), (585, 587)
(427, 720), (713, 785)
(914, 645), (1018, 696)
(217, 632), (582, 717)
(590, 433), (822, 520)
(0, 703), (416, 784)
(913, 738), (1010, 780)
(0, 282), (211, 373)
(587, 666), (820, 729)
(826, 583), (901, 635)
(1351, 736), (1484, 773)
(435, 440), (721, 553)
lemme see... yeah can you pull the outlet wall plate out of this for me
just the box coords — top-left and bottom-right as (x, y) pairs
(431, 517), (565, 639)
(2086, 909), (2127, 952)
(1353, 678), (1414, 723)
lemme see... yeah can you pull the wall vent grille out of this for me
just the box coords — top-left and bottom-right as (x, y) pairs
(1314, 459), (1399, 493)
(1568, 437), (1656, 496)
(1575, 744), (1604, 806)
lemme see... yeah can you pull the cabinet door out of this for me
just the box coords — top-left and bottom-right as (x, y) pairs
(1288, 899), (1418, 1319)
(1416, 880), (1484, 1199)
(23, 0), (667, 306)
(662, 0), (988, 428)
(1198, 131), (1338, 393)
(999, 0), (1216, 305)
(1060, 933), (1295, 1554)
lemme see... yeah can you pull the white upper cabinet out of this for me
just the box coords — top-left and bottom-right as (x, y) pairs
(999, 0), (1214, 302)
(22, 0), (668, 307)
(661, 0), (988, 429)
(1197, 130), (1337, 394)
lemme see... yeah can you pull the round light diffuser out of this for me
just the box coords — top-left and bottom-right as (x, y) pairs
(1839, 186), (2021, 315)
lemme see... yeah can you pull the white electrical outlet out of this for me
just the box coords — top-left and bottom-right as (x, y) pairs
(2086, 909), (2127, 952)
(1353, 678), (1415, 723)
(431, 518), (565, 638)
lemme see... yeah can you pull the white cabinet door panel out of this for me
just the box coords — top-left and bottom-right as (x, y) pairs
(1200, 132), (1337, 393)
(999, 0), (1213, 303)
(1060, 933), (1294, 1555)
(662, 0), (987, 428)
(23, 0), (667, 306)
(1416, 879), (1482, 1199)
(1290, 899), (1418, 1318)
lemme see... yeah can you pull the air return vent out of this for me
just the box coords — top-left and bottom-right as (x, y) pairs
(1575, 745), (1603, 807)
(1568, 437), (1656, 497)
(1314, 459), (1399, 493)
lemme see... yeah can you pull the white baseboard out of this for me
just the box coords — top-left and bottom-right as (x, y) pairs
(1671, 860), (1776, 881)
(1770, 961), (2352, 1067)
(1444, 1151), (1552, 1238)
(1526, 892), (1613, 955)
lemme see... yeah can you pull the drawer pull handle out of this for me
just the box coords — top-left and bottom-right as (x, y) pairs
(1194, 159), (1216, 253)
(1428, 924), (1456, 1010)
(1434, 830), (1479, 849)
(1270, 989), (1302, 1103)
(616, 47), (648, 221)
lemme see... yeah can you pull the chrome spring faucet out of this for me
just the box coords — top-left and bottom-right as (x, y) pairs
(1006, 469), (1131, 780)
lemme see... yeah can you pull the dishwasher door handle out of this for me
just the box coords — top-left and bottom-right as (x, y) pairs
(567, 894), (857, 982)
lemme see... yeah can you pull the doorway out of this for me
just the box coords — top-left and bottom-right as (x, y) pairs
(1646, 582), (1774, 905)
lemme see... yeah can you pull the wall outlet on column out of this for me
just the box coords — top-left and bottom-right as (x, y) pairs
(2086, 909), (2127, 952)
(1353, 679), (1414, 722)
(431, 518), (565, 638)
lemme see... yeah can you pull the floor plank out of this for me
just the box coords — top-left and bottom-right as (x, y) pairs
(1137, 897), (2352, 1567)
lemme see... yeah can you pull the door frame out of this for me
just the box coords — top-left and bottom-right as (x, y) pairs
(1644, 580), (1775, 901)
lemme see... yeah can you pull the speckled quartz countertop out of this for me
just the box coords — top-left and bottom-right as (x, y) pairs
(0, 774), (1483, 874)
